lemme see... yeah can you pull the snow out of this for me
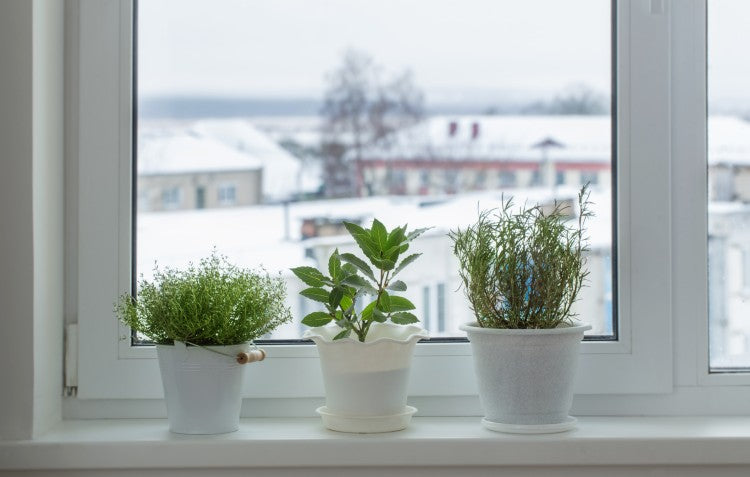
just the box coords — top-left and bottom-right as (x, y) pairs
(360, 115), (612, 163)
(136, 188), (611, 278)
(138, 130), (262, 175)
(358, 115), (750, 167)
(191, 119), (315, 200)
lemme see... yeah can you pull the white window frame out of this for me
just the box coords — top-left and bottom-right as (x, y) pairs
(71, 0), (750, 415)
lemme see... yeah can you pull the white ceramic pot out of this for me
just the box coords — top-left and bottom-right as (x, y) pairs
(156, 341), (250, 434)
(304, 322), (428, 433)
(460, 321), (591, 434)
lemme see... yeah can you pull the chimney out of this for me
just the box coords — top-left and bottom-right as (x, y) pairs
(471, 122), (480, 140)
(448, 121), (458, 137)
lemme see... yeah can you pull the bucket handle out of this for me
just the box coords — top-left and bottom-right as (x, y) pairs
(184, 341), (266, 365)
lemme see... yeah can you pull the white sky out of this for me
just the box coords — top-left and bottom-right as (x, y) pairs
(138, 0), (750, 106)
(137, 0), (612, 102)
(708, 0), (750, 105)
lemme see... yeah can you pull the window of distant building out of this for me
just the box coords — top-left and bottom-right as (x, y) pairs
(161, 186), (181, 209)
(436, 283), (446, 333)
(556, 170), (566, 186)
(581, 171), (599, 186)
(474, 170), (487, 189)
(498, 170), (517, 188)
(218, 184), (236, 205)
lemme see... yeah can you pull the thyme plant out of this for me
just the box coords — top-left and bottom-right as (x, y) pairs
(450, 187), (592, 329)
(292, 219), (428, 342)
(116, 252), (293, 345)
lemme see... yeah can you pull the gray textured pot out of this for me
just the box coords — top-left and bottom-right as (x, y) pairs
(460, 321), (591, 434)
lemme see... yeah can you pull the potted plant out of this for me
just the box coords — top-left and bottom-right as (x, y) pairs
(450, 187), (592, 434)
(116, 252), (292, 434)
(292, 219), (429, 433)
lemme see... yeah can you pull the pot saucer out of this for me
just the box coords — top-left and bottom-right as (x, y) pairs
(481, 416), (577, 434)
(316, 406), (417, 433)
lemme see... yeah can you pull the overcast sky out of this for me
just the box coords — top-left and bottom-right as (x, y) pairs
(137, 0), (611, 103)
(137, 0), (750, 106)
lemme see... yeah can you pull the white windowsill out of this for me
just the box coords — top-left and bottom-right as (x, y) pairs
(3, 416), (750, 472)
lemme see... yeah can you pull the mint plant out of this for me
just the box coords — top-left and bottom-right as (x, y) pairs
(292, 219), (429, 342)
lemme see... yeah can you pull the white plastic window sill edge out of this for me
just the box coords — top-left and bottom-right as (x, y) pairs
(3, 416), (750, 472)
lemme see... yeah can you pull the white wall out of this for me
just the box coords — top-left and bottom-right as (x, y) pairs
(0, 0), (65, 440)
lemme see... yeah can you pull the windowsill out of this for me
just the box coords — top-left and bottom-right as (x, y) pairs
(3, 416), (750, 472)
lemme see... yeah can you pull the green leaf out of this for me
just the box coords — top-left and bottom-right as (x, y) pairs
(329, 287), (344, 308)
(371, 257), (397, 271)
(361, 301), (376, 321)
(290, 266), (327, 287)
(328, 249), (342, 280)
(339, 253), (376, 282)
(333, 328), (352, 340)
(392, 253), (422, 277)
(300, 287), (330, 303)
(389, 295), (416, 312)
(383, 244), (403, 262)
(390, 312), (419, 325)
(372, 308), (388, 323)
(344, 222), (380, 260)
(340, 294), (354, 313)
(378, 291), (392, 312)
(342, 275), (378, 295)
(371, 219), (389, 250)
(387, 280), (407, 292)
(386, 226), (406, 250)
(406, 227), (431, 242)
(341, 263), (357, 278)
(301, 312), (333, 327)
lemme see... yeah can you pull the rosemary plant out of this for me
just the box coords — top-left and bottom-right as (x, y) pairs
(450, 187), (592, 329)
(292, 219), (429, 342)
(116, 252), (293, 345)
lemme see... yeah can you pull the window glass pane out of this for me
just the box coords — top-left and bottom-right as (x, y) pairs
(708, 0), (750, 369)
(136, 0), (614, 340)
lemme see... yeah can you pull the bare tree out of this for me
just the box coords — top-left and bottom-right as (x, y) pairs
(320, 50), (425, 197)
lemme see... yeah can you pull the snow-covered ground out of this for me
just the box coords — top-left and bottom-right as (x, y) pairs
(137, 188), (613, 339)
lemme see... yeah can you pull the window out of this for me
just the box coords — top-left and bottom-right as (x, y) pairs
(436, 283), (446, 334)
(217, 183), (236, 206)
(708, 0), (750, 371)
(74, 1), (691, 410)
(161, 186), (181, 209)
(555, 170), (566, 186)
(134, 0), (614, 338)
(581, 171), (599, 186)
(422, 286), (431, 326)
(498, 170), (517, 188)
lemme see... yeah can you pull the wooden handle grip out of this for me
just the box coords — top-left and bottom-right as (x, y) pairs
(236, 349), (266, 364)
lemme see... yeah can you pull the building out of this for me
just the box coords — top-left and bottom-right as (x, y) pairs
(355, 115), (612, 196)
(138, 129), (263, 211)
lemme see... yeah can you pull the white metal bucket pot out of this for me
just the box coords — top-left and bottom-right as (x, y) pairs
(304, 322), (428, 433)
(460, 322), (591, 434)
(156, 341), (252, 434)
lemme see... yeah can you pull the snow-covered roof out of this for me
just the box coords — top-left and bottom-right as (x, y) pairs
(137, 188), (611, 279)
(360, 115), (612, 163)
(192, 119), (313, 201)
(359, 115), (750, 167)
(138, 130), (262, 175)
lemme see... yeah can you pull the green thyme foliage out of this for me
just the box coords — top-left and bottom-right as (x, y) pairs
(116, 252), (292, 345)
(450, 187), (592, 329)
(292, 219), (429, 342)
